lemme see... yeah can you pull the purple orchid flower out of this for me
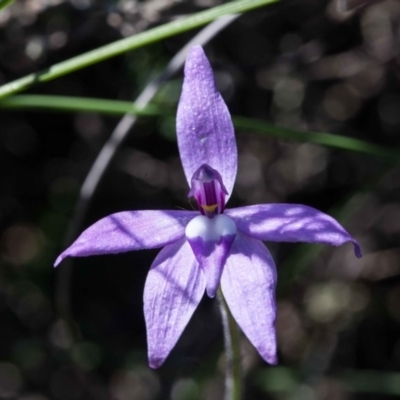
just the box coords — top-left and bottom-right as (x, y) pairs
(55, 46), (361, 369)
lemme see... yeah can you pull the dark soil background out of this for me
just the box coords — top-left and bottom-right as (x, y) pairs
(1, 0), (400, 399)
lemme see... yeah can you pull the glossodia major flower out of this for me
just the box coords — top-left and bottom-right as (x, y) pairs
(55, 45), (361, 368)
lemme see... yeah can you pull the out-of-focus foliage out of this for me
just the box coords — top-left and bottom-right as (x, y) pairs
(0, 0), (15, 12)
(1, 1), (400, 400)
(0, 0), (277, 98)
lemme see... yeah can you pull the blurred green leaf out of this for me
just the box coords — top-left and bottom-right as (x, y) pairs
(256, 367), (400, 396)
(255, 367), (299, 392)
(339, 369), (400, 395)
(0, 0), (15, 11)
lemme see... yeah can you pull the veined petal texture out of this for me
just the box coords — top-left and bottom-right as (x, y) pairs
(221, 234), (277, 365)
(226, 204), (362, 257)
(54, 210), (197, 266)
(177, 45), (237, 199)
(144, 238), (205, 368)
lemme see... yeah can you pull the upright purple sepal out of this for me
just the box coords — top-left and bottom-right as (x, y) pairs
(177, 45), (237, 200)
(221, 234), (277, 365)
(144, 238), (205, 368)
(226, 204), (362, 258)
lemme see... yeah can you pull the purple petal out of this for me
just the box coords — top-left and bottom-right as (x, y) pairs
(177, 45), (237, 199)
(54, 210), (197, 266)
(187, 234), (235, 298)
(185, 214), (236, 298)
(226, 204), (362, 257)
(221, 234), (277, 364)
(144, 238), (205, 368)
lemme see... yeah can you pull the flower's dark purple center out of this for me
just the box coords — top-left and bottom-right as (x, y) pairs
(189, 164), (228, 218)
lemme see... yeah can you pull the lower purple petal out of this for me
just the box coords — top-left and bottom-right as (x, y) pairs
(144, 238), (205, 368)
(54, 210), (197, 266)
(188, 234), (235, 298)
(221, 234), (277, 365)
(226, 204), (361, 257)
(185, 214), (236, 298)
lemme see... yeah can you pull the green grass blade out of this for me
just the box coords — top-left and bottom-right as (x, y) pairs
(0, 95), (161, 116)
(233, 116), (400, 161)
(0, 0), (279, 99)
(2, 94), (398, 161)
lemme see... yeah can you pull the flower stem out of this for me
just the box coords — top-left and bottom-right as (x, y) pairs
(217, 287), (242, 400)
